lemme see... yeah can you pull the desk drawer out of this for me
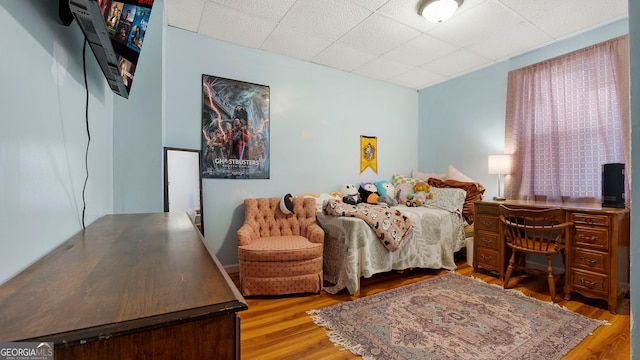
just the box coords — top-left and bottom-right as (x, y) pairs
(476, 204), (499, 216)
(476, 216), (499, 233)
(573, 248), (608, 274)
(476, 248), (499, 267)
(475, 230), (500, 250)
(571, 268), (609, 296)
(572, 213), (609, 227)
(574, 226), (609, 251)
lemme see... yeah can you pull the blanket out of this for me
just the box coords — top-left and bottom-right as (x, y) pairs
(322, 200), (413, 252)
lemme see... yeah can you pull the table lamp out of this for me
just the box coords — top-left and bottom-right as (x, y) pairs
(488, 154), (511, 201)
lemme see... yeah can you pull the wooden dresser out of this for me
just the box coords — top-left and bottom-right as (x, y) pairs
(0, 212), (247, 359)
(473, 200), (629, 313)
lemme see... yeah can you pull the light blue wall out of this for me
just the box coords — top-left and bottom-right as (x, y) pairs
(418, 19), (629, 200)
(418, 62), (509, 199)
(112, 0), (164, 214)
(164, 27), (418, 266)
(628, 0), (639, 356)
(0, 0), (114, 285)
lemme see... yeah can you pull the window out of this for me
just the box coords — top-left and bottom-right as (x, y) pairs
(504, 35), (630, 205)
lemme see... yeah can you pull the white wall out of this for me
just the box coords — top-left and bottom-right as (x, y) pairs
(164, 27), (418, 267)
(0, 0), (114, 285)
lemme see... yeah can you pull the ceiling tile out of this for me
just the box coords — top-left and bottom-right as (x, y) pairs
(428, 0), (524, 47)
(377, 0), (437, 33)
(199, 2), (277, 48)
(529, 0), (628, 39)
(347, 0), (391, 12)
(352, 57), (414, 81)
(261, 25), (332, 61)
(467, 21), (553, 61)
(279, 0), (373, 41)
(497, 0), (566, 20)
(340, 14), (421, 55)
(421, 48), (491, 76)
(383, 34), (458, 66)
(387, 67), (444, 89)
(209, 0), (297, 22)
(312, 43), (378, 72)
(165, 0), (205, 32)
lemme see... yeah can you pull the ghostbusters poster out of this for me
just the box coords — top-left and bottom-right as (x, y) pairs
(201, 75), (270, 179)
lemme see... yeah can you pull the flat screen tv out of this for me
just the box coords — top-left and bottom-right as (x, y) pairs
(68, 0), (155, 98)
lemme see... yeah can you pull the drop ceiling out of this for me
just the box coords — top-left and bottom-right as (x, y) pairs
(164, 0), (628, 90)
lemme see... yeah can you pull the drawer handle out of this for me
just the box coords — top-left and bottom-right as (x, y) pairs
(577, 217), (597, 224)
(480, 254), (493, 261)
(482, 221), (492, 227)
(480, 238), (494, 245)
(578, 234), (600, 241)
(578, 277), (599, 287)
(578, 256), (599, 265)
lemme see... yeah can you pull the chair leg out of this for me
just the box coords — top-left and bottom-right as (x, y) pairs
(503, 251), (517, 289)
(546, 255), (556, 302)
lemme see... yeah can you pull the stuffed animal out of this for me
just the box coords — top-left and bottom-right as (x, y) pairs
(375, 180), (398, 206)
(341, 184), (362, 205)
(396, 181), (433, 207)
(279, 193), (295, 214)
(358, 182), (379, 204)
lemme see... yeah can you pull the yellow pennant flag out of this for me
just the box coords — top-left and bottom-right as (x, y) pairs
(360, 135), (378, 174)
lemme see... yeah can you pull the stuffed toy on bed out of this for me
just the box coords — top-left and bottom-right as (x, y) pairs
(341, 184), (362, 205)
(396, 181), (433, 207)
(375, 180), (398, 206)
(358, 182), (379, 204)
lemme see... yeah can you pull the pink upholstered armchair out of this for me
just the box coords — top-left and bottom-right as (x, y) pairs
(237, 197), (324, 296)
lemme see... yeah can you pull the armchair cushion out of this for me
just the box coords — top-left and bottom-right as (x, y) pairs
(238, 235), (323, 262)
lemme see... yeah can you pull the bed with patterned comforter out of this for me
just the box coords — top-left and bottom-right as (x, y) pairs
(317, 187), (468, 295)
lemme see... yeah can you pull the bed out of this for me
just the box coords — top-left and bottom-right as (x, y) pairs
(314, 173), (485, 295)
(317, 203), (468, 295)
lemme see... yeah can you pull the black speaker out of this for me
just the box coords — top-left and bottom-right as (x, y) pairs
(602, 163), (625, 208)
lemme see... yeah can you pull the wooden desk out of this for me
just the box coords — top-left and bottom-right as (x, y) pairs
(0, 213), (247, 359)
(473, 200), (629, 313)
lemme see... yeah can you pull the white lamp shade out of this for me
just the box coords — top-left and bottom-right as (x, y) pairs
(488, 154), (511, 175)
(421, 0), (460, 23)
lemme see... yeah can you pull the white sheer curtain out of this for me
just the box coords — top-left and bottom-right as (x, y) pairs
(504, 35), (630, 205)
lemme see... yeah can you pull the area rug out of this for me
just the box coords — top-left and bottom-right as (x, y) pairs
(309, 272), (606, 360)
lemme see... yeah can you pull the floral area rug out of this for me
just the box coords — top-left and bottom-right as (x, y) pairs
(309, 272), (606, 360)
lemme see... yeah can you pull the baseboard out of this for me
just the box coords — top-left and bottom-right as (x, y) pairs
(224, 264), (239, 274)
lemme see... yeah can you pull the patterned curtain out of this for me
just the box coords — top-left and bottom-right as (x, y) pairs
(504, 35), (630, 205)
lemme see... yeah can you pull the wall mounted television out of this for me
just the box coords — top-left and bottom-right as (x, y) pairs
(68, 0), (155, 99)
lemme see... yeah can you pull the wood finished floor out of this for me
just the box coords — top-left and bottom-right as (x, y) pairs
(230, 256), (630, 360)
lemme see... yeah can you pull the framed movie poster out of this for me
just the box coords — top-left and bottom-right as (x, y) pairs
(201, 75), (270, 179)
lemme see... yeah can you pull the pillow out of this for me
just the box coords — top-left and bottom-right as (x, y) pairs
(428, 178), (486, 225)
(422, 187), (467, 214)
(412, 169), (447, 181)
(446, 165), (475, 183)
(391, 174), (423, 186)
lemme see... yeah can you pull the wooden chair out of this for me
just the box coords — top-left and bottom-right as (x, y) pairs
(499, 205), (572, 302)
(237, 197), (324, 296)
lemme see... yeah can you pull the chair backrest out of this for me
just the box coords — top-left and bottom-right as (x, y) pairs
(498, 205), (572, 253)
(243, 197), (317, 237)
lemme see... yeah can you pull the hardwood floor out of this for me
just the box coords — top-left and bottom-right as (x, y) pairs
(230, 256), (630, 360)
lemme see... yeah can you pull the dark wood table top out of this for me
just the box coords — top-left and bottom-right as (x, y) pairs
(0, 212), (246, 345)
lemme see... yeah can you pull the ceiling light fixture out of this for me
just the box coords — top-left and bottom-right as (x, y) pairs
(419, 0), (464, 23)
